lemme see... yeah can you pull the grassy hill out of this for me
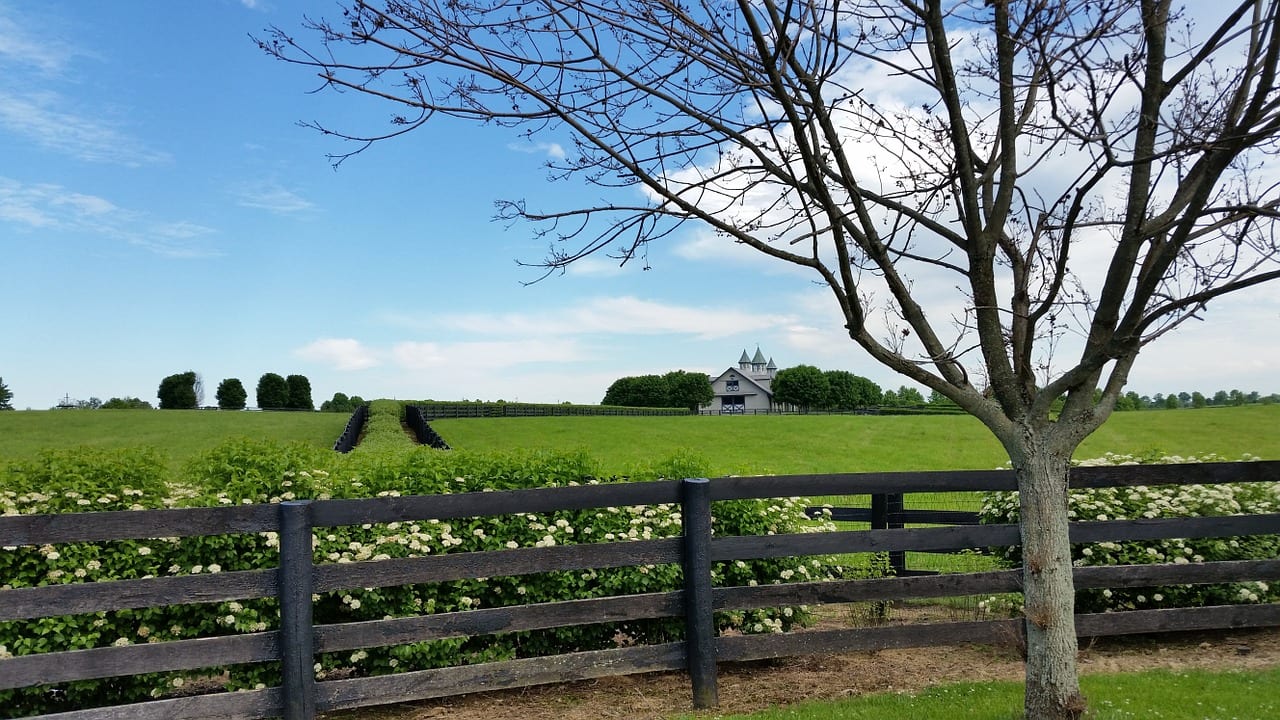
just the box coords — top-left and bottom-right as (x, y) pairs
(0, 404), (1274, 479)
(433, 404), (1280, 475)
(0, 409), (346, 472)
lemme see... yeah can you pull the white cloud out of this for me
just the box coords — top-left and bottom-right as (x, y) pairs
(429, 296), (797, 341)
(0, 6), (165, 167)
(0, 8), (81, 74)
(235, 181), (315, 214)
(671, 228), (813, 278)
(295, 338), (382, 370)
(0, 178), (56, 226)
(152, 221), (215, 240)
(390, 339), (585, 371)
(507, 140), (567, 160)
(564, 256), (631, 277)
(0, 176), (219, 257)
(0, 91), (169, 166)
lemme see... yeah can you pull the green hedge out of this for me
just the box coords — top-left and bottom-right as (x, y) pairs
(979, 452), (1279, 614)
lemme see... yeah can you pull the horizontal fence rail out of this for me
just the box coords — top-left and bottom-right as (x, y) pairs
(0, 461), (1277, 720)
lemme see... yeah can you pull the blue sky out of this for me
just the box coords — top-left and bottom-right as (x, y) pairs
(2, 1), (1276, 411)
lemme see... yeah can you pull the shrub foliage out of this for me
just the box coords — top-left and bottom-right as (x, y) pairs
(980, 452), (1279, 614)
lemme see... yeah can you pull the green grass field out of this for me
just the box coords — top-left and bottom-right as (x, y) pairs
(433, 404), (1280, 476)
(1, 405), (1274, 478)
(0, 409), (346, 472)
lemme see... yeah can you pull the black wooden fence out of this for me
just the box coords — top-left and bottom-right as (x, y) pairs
(403, 405), (451, 449)
(808, 491), (982, 576)
(331, 404), (369, 454)
(2, 462), (1279, 720)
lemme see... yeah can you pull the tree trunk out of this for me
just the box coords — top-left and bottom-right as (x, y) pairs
(1011, 441), (1085, 719)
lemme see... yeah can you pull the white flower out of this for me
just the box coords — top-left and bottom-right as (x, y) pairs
(206, 564), (222, 574)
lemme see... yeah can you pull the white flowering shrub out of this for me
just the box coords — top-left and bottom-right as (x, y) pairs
(979, 452), (1280, 614)
(0, 410), (850, 715)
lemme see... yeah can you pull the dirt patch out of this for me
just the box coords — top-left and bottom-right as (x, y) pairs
(327, 606), (1280, 720)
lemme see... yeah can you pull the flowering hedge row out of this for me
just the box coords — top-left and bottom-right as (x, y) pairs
(979, 452), (1279, 614)
(0, 407), (849, 716)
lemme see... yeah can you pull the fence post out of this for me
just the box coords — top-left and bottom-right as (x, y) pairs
(871, 492), (907, 576)
(279, 500), (316, 720)
(681, 477), (718, 709)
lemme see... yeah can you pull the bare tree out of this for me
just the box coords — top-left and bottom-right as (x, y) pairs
(260, 1), (1280, 716)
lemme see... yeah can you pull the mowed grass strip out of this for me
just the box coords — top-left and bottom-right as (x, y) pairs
(675, 666), (1280, 720)
(433, 404), (1280, 476)
(0, 409), (347, 470)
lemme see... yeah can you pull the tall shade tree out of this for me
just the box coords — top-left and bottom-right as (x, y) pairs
(285, 374), (315, 411)
(216, 378), (249, 411)
(262, 2), (1280, 716)
(256, 373), (289, 410)
(156, 371), (198, 410)
(772, 365), (830, 412)
(663, 369), (715, 412)
(321, 392), (355, 413)
(601, 374), (671, 407)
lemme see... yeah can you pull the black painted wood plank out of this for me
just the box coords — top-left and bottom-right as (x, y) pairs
(0, 569), (278, 622)
(23, 687), (281, 720)
(1074, 559), (1280, 589)
(709, 524), (1023, 562)
(716, 619), (1025, 662)
(309, 481), (682, 527)
(0, 632), (279, 690)
(313, 538), (682, 592)
(314, 592), (685, 653)
(314, 643), (688, 712)
(1070, 514), (1280, 544)
(714, 570), (1025, 610)
(1075, 603), (1280, 637)
(0, 505), (278, 546)
(708, 470), (1019, 499)
(1070, 461), (1280, 490)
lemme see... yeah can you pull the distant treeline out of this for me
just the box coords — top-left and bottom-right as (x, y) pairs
(414, 400), (690, 419)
